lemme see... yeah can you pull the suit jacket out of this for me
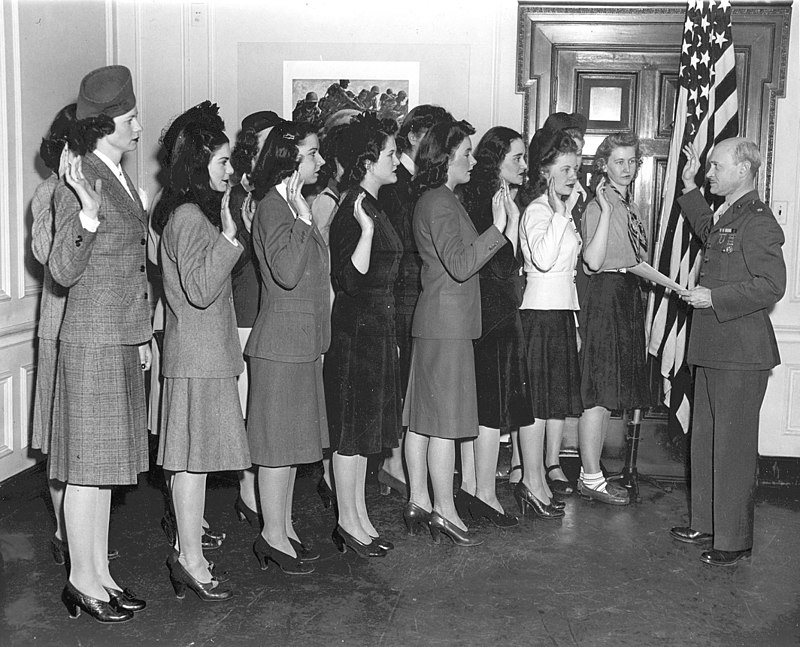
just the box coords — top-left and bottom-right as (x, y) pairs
(245, 186), (331, 362)
(49, 152), (151, 345)
(160, 203), (244, 378)
(678, 188), (785, 370)
(412, 185), (506, 340)
(31, 174), (68, 341)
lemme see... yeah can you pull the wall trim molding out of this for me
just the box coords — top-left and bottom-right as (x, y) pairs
(11, 0), (25, 301)
(0, 321), (36, 349)
(0, 1), (10, 303)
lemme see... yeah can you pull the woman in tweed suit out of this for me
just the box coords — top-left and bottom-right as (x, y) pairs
(49, 66), (150, 622)
(154, 111), (250, 601)
(245, 121), (329, 574)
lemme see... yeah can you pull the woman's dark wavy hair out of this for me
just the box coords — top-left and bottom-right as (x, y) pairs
(251, 121), (317, 201)
(412, 119), (476, 198)
(395, 104), (453, 154)
(316, 122), (350, 189)
(591, 131), (641, 193)
(160, 101), (224, 169)
(69, 114), (116, 156)
(40, 104), (77, 173)
(459, 126), (523, 211)
(338, 113), (398, 190)
(522, 128), (579, 203)
(152, 122), (229, 234)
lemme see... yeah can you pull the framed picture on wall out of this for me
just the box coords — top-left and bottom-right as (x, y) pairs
(576, 72), (638, 133)
(283, 61), (420, 127)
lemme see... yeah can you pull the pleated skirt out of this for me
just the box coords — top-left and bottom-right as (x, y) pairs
(31, 338), (57, 453)
(403, 338), (479, 440)
(157, 377), (250, 472)
(323, 330), (402, 456)
(580, 273), (652, 410)
(520, 309), (583, 419)
(473, 310), (534, 431)
(247, 357), (329, 467)
(49, 343), (148, 486)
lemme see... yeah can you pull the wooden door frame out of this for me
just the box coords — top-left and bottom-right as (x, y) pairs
(515, 2), (792, 202)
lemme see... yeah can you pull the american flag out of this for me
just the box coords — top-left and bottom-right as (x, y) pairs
(646, 0), (738, 434)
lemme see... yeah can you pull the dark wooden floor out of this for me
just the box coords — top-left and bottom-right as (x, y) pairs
(1, 454), (799, 647)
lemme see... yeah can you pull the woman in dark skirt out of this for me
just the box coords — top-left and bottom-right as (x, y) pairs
(578, 132), (651, 506)
(245, 122), (329, 575)
(324, 114), (403, 556)
(455, 126), (529, 527)
(403, 119), (514, 546)
(48, 66), (150, 622)
(517, 127), (585, 519)
(154, 107), (251, 600)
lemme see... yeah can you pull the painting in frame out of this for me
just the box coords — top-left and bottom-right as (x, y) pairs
(283, 61), (420, 127)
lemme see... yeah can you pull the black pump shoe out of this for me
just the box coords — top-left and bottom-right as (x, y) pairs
(403, 502), (432, 536)
(369, 535), (395, 551)
(62, 581), (133, 623)
(429, 512), (483, 547)
(166, 553), (233, 601)
(332, 526), (387, 558)
(289, 537), (320, 562)
(467, 496), (518, 528)
(454, 489), (477, 520)
(513, 482), (565, 519)
(104, 586), (146, 612)
(234, 496), (261, 528)
(253, 534), (314, 574)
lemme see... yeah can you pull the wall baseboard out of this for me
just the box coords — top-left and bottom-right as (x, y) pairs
(759, 456), (800, 486)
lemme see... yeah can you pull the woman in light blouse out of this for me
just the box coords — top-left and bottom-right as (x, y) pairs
(516, 127), (583, 518)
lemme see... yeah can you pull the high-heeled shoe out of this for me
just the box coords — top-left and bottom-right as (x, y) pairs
(467, 497), (519, 528)
(317, 477), (335, 509)
(62, 581), (133, 623)
(290, 537), (320, 562)
(206, 561), (230, 583)
(234, 495), (261, 528)
(403, 502), (432, 536)
(201, 530), (223, 551)
(332, 526), (387, 558)
(454, 489), (477, 520)
(51, 536), (68, 566)
(253, 534), (314, 574)
(377, 468), (408, 500)
(513, 482), (565, 519)
(202, 525), (226, 542)
(549, 497), (566, 510)
(166, 553), (233, 601)
(104, 586), (146, 612)
(370, 535), (395, 551)
(51, 536), (119, 565)
(429, 512), (483, 547)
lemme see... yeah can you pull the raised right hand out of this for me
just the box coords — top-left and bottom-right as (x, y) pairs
(220, 185), (237, 240)
(491, 187), (508, 233)
(547, 177), (567, 217)
(595, 178), (611, 212)
(64, 152), (101, 220)
(287, 170), (313, 221)
(681, 143), (701, 191)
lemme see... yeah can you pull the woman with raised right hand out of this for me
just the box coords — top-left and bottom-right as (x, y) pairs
(245, 122), (329, 574)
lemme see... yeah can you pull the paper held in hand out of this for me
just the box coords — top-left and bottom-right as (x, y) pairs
(627, 262), (684, 292)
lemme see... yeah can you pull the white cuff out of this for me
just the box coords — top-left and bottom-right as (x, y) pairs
(79, 210), (100, 232)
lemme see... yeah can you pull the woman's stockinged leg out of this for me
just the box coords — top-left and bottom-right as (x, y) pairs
(429, 437), (464, 530)
(519, 421), (550, 501)
(172, 471), (210, 583)
(405, 430), (432, 511)
(238, 467), (258, 511)
(355, 455), (377, 537)
(579, 406), (609, 475)
(459, 438), (477, 496)
(333, 451), (370, 543)
(64, 484), (108, 600)
(474, 425), (503, 510)
(93, 487), (119, 590)
(258, 465), (294, 556)
(545, 418), (568, 485)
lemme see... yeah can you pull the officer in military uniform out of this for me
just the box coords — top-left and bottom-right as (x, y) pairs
(670, 138), (786, 566)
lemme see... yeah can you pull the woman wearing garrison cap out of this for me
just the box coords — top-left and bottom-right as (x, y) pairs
(49, 65), (150, 623)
